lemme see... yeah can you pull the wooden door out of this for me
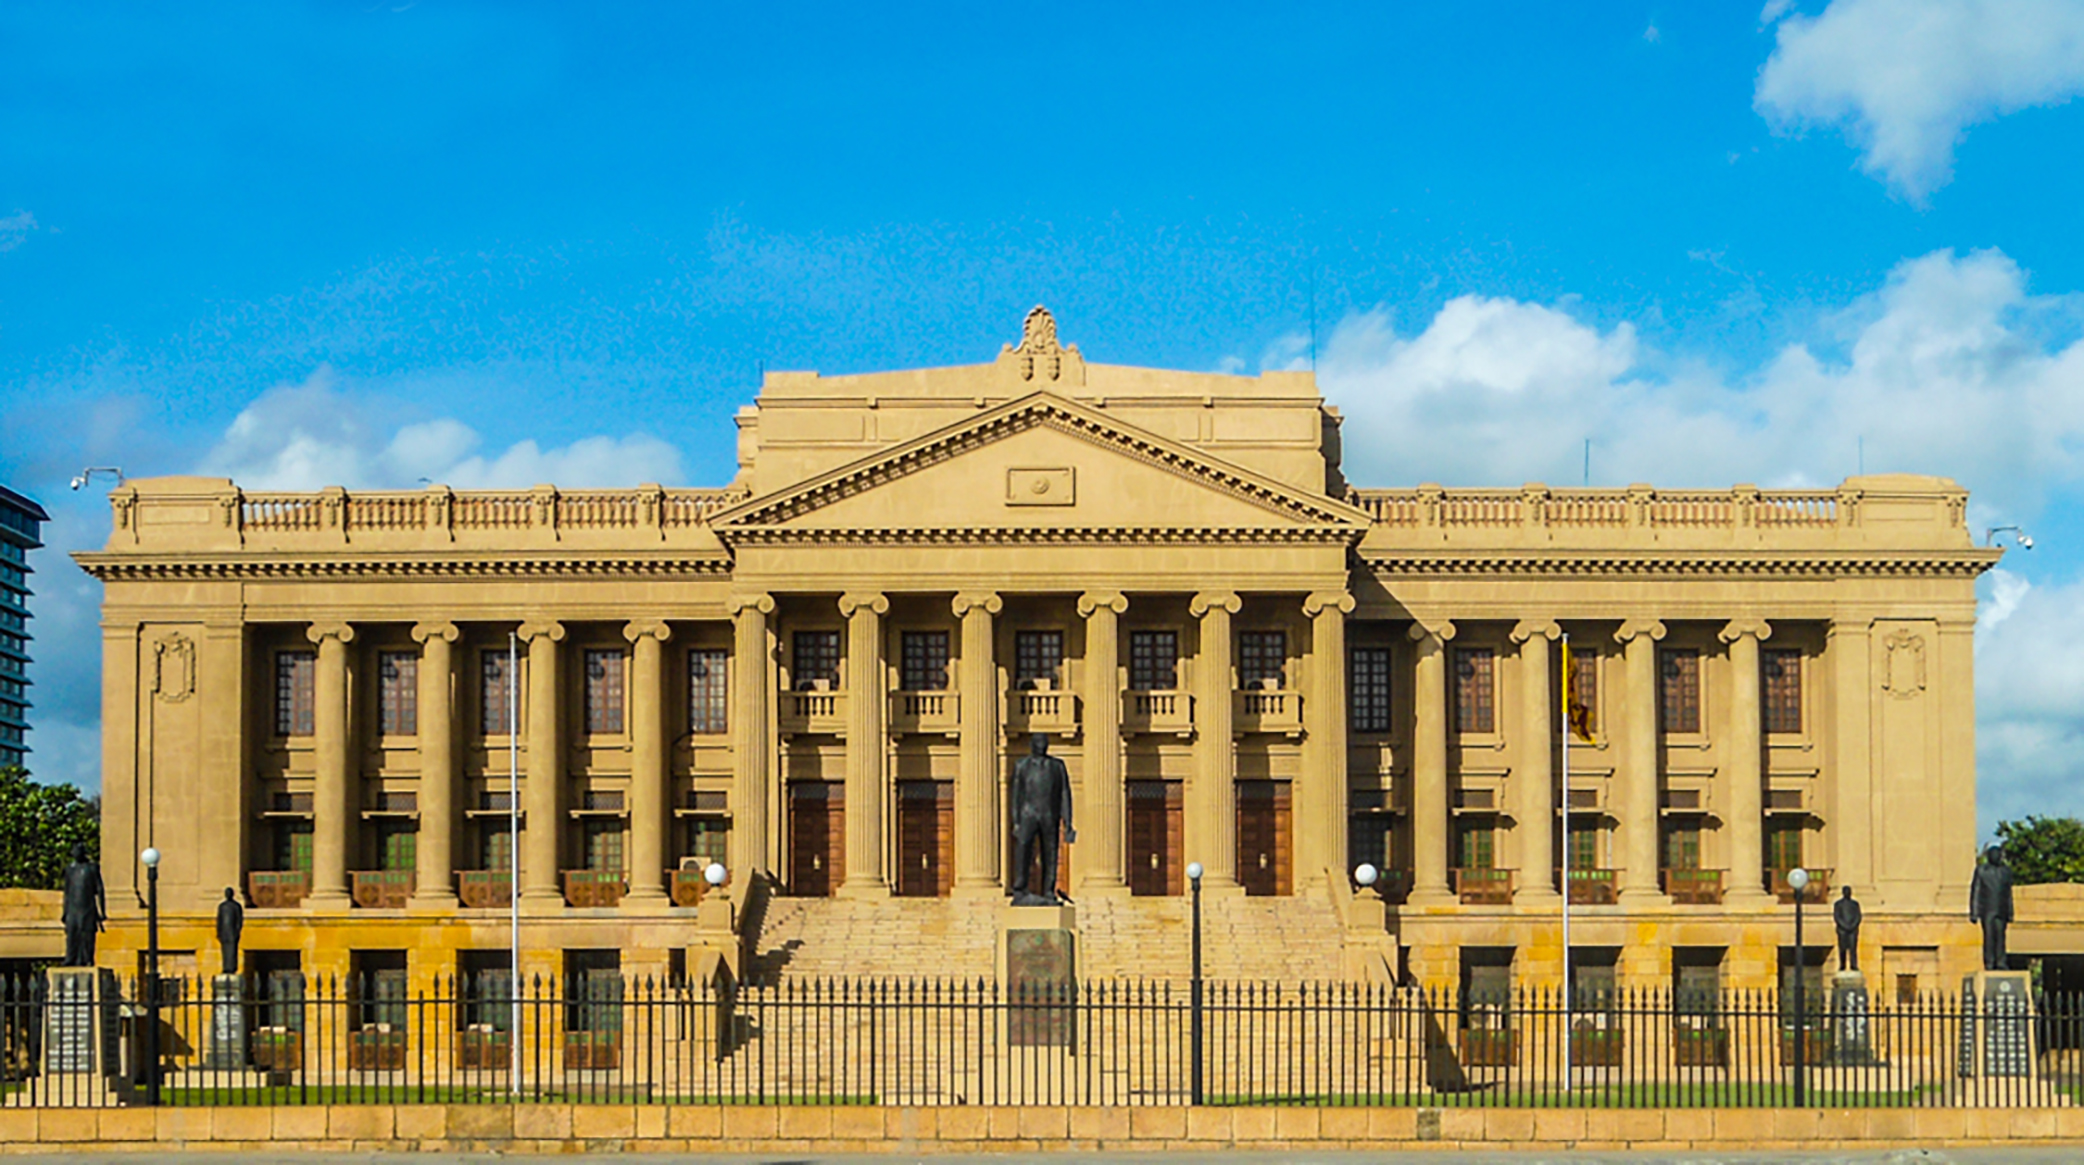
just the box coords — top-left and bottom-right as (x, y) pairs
(898, 781), (954, 897)
(788, 782), (843, 896)
(1237, 780), (1292, 897)
(1127, 780), (1182, 896)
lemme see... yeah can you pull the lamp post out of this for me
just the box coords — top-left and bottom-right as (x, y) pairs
(139, 846), (161, 1107)
(1353, 863), (1378, 892)
(704, 862), (728, 893)
(1788, 866), (1810, 1107)
(1186, 860), (1204, 1106)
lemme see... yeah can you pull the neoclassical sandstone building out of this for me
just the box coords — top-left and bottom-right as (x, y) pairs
(77, 308), (1993, 996)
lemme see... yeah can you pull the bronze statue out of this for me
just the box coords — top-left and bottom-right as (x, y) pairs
(1833, 885), (1862, 972)
(1970, 845), (2015, 971)
(1009, 733), (1075, 905)
(216, 887), (244, 977)
(60, 842), (104, 967)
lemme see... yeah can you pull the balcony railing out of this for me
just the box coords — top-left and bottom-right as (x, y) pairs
(778, 689), (848, 735)
(889, 690), (960, 735)
(1771, 866), (1832, 904)
(1006, 688), (1079, 736)
(248, 870), (311, 909)
(1664, 868), (1724, 905)
(1234, 688), (1303, 735)
(1122, 690), (1194, 736)
(457, 870), (513, 909)
(350, 869), (412, 909)
(669, 867), (715, 907)
(564, 869), (628, 908)
(1566, 868), (1618, 905)
(1455, 867), (1514, 905)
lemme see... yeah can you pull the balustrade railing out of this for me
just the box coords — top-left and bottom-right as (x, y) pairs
(350, 870), (412, 909)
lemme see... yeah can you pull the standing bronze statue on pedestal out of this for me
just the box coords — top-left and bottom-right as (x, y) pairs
(216, 887), (245, 977)
(1970, 845), (2015, 972)
(1009, 733), (1076, 906)
(1834, 886), (1862, 972)
(60, 843), (104, 968)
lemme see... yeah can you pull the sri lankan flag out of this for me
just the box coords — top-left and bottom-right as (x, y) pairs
(1562, 640), (1595, 743)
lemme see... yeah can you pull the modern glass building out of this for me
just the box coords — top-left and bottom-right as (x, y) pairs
(0, 485), (49, 770)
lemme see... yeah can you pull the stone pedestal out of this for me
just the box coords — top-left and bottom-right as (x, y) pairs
(206, 975), (248, 1070)
(1829, 971), (1877, 1066)
(1000, 903), (1076, 1049)
(1957, 970), (2037, 1079)
(42, 967), (115, 1076)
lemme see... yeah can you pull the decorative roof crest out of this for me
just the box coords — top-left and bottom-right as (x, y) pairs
(998, 305), (1085, 385)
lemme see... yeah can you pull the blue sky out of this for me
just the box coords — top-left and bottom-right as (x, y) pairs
(4, 1), (2084, 834)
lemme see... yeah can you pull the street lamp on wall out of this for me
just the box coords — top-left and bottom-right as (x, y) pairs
(139, 846), (161, 1107)
(1985, 526), (2034, 550)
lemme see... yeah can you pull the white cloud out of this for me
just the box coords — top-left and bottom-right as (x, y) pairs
(1756, 0), (2084, 200)
(1315, 248), (2084, 520)
(0, 211), (35, 252)
(1976, 571), (2084, 828)
(200, 368), (684, 489)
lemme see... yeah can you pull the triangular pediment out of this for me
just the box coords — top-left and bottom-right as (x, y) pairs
(708, 392), (1369, 540)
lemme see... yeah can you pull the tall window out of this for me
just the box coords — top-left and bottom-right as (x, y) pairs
(1239, 630), (1287, 689)
(480, 822), (513, 871)
(1766, 820), (1804, 873)
(1014, 630), (1063, 689)
(683, 818), (729, 866)
(1567, 649), (1600, 739)
(1567, 824), (1599, 870)
(1457, 819), (1495, 870)
(1659, 648), (1702, 734)
(275, 651), (316, 737)
(583, 819), (626, 872)
(272, 819), (314, 872)
(900, 631), (950, 691)
(378, 651), (418, 736)
(1130, 630), (1179, 691)
(688, 648), (728, 735)
(1350, 646), (1393, 734)
(1454, 648), (1496, 734)
(1763, 649), (1803, 734)
(585, 649), (626, 734)
(481, 649), (515, 735)
(1663, 820), (1701, 871)
(375, 820), (417, 872)
(793, 631), (840, 689)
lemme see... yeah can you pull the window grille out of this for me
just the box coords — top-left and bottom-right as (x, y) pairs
(1239, 630), (1287, 689)
(1763, 649), (1803, 733)
(1349, 646), (1393, 733)
(688, 648), (728, 734)
(1660, 648), (1702, 734)
(900, 631), (950, 691)
(1014, 630), (1063, 689)
(792, 631), (841, 689)
(481, 650), (514, 735)
(276, 651), (316, 737)
(585, 649), (626, 734)
(379, 651), (418, 736)
(1454, 648), (1495, 734)
(1568, 649), (1599, 738)
(1129, 630), (1179, 691)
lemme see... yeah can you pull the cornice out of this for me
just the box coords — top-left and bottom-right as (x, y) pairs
(1359, 551), (1997, 579)
(724, 525), (1359, 547)
(72, 552), (733, 582)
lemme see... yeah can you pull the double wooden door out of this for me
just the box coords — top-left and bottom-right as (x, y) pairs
(1236, 780), (1293, 897)
(897, 780), (954, 897)
(788, 781), (843, 897)
(1127, 780), (1182, 896)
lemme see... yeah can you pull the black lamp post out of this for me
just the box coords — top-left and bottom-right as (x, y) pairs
(140, 846), (162, 1106)
(1186, 860), (1204, 1106)
(1788, 865), (1811, 1107)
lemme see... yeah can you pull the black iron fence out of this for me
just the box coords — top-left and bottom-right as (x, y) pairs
(3, 973), (2083, 1108)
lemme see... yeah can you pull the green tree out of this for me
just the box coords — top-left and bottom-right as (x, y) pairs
(1995, 815), (2084, 884)
(0, 765), (99, 890)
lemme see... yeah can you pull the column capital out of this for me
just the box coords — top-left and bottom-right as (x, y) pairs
(1510, 619), (1561, 644)
(517, 619), (566, 643)
(623, 619), (674, 644)
(1406, 618), (1456, 646)
(1614, 618), (1667, 645)
(951, 591), (1003, 617)
(1303, 591), (1355, 618)
(1077, 590), (1129, 617)
(1718, 617), (1774, 645)
(726, 591), (776, 617)
(410, 621), (460, 645)
(838, 591), (889, 618)
(305, 620), (355, 645)
(1189, 591), (1241, 618)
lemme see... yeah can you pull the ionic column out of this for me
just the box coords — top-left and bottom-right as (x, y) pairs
(1302, 592), (1356, 889)
(624, 619), (673, 907)
(1615, 619), (1668, 904)
(953, 592), (1003, 893)
(1720, 618), (1774, 908)
(1077, 590), (1129, 894)
(839, 592), (890, 897)
(519, 620), (566, 908)
(1511, 620), (1562, 904)
(728, 593), (776, 879)
(1190, 591), (1242, 889)
(306, 621), (355, 910)
(1407, 620), (1456, 906)
(409, 621), (459, 908)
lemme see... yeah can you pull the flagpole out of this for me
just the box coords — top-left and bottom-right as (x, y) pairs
(508, 630), (521, 1096)
(1560, 631), (1572, 1083)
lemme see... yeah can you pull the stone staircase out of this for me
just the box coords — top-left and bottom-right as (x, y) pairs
(746, 885), (1351, 985)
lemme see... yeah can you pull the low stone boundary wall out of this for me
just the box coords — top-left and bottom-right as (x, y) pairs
(2, 1104), (2081, 1153)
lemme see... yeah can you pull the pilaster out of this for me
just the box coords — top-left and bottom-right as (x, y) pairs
(1511, 619), (1561, 905)
(1076, 590), (1129, 895)
(1719, 617), (1773, 908)
(518, 620), (566, 910)
(1614, 618), (1668, 905)
(952, 591), (1004, 893)
(409, 621), (460, 909)
(838, 592), (890, 898)
(728, 593), (776, 881)
(1302, 591), (1355, 889)
(623, 619), (674, 907)
(1407, 618), (1456, 906)
(1190, 591), (1241, 890)
(305, 621), (355, 911)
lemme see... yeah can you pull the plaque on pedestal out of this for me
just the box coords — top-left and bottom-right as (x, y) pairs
(206, 975), (249, 1070)
(1000, 903), (1077, 1049)
(1978, 970), (2035, 1078)
(1829, 971), (1878, 1066)
(42, 967), (113, 1075)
